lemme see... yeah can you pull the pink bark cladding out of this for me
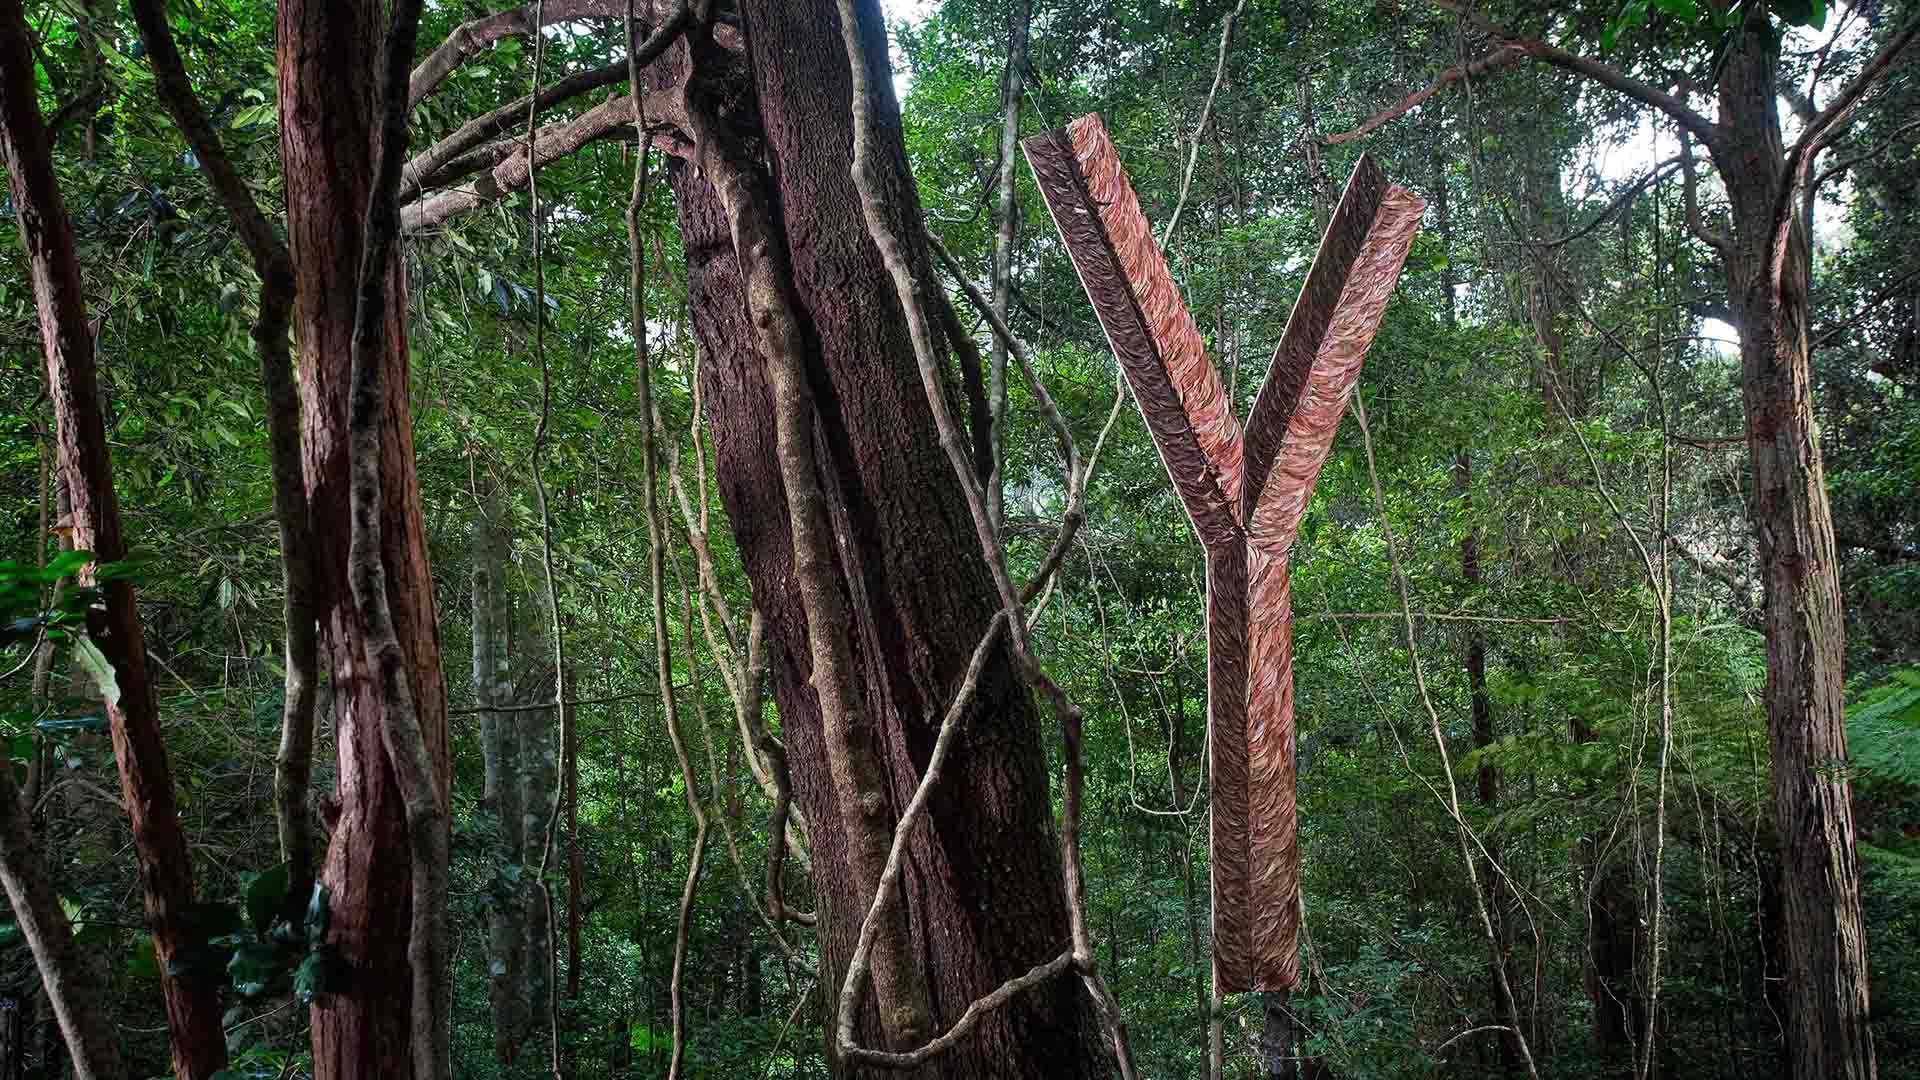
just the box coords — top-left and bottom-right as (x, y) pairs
(1066, 115), (1245, 514)
(1022, 126), (1241, 548)
(1251, 185), (1425, 550)
(1024, 114), (1422, 993)
(1244, 548), (1297, 991)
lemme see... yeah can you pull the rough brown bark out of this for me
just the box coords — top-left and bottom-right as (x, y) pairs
(678, 18), (931, 1055)
(0, 5), (228, 1075)
(1715, 23), (1874, 1079)
(278, 1), (452, 1075)
(341, 1), (447, 1075)
(656, 4), (1100, 1073)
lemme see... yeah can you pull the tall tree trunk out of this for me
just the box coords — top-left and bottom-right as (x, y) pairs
(124, 0), (320, 910)
(0, 6), (228, 1076)
(475, 503), (527, 1065)
(657, 3), (1103, 1074)
(986, 0), (1031, 532)
(1712, 23), (1874, 1079)
(278, 1), (452, 1075)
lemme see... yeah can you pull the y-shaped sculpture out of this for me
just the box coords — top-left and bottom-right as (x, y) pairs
(1026, 114), (1423, 993)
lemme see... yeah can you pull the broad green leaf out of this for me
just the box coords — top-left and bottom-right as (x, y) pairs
(73, 636), (119, 707)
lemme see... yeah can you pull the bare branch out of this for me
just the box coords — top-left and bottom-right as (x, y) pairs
(411, 0), (620, 110)
(402, 91), (691, 232)
(1792, 16), (1920, 162)
(1324, 47), (1521, 147)
(402, 60), (627, 201)
(1812, 113), (1920, 192)
(1677, 132), (1727, 255)
(1430, 0), (1721, 149)
(1163, 0), (1250, 242)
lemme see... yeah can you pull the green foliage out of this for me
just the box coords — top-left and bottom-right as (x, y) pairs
(1849, 670), (1920, 790)
(164, 864), (342, 1008)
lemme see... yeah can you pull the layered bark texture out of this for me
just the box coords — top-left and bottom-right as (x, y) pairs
(1714, 25), (1874, 1078)
(1026, 114), (1422, 992)
(653, 3), (1103, 1073)
(278, 1), (451, 1074)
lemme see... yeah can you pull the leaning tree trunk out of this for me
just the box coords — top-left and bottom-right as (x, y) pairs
(1712, 23), (1874, 1080)
(278, 1), (451, 1075)
(655, 4), (1104, 1075)
(0, 5), (228, 1076)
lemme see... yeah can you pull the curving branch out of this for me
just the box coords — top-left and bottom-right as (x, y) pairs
(402, 90), (691, 232)
(1429, 0), (1722, 150)
(1790, 15), (1920, 163)
(401, 60), (628, 201)
(1677, 132), (1727, 255)
(411, 0), (622, 109)
(1324, 46), (1521, 147)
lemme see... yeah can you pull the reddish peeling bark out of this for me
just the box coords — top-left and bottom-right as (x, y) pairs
(1716, 24), (1874, 1078)
(278, 1), (451, 1075)
(0, 4), (227, 1076)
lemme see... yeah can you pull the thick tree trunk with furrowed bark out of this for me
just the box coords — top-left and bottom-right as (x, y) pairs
(654, 3), (1105, 1075)
(1713, 24), (1874, 1080)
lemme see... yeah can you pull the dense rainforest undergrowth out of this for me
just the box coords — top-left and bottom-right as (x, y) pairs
(0, 0), (1916, 1077)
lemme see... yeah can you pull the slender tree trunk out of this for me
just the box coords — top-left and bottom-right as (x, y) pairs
(1713, 24), (1874, 1079)
(0, 740), (120, 1078)
(656, 3), (1103, 1074)
(521, 588), (557, 1048)
(475, 503), (528, 1065)
(985, 0), (1031, 533)
(124, 0), (321, 909)
(0, 6), (228, 1075)
(278, 1), (452, 1074)
(567, 660), (584, 1007)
